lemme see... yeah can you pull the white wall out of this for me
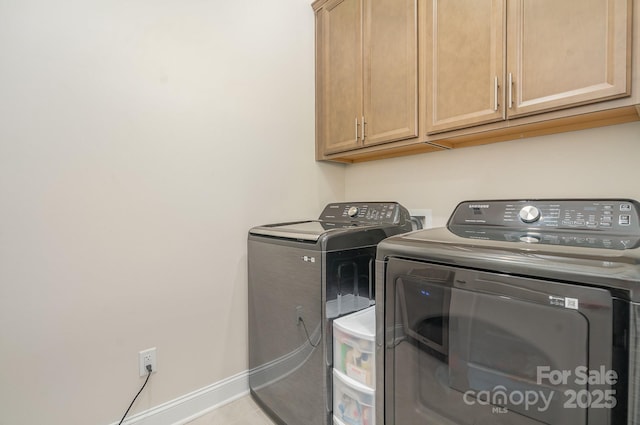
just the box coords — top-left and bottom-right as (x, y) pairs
(345, 122), (640, 226)
(0, 1), (344, 424)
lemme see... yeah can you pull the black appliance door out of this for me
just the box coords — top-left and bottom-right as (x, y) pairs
(384, 258), (622, 425)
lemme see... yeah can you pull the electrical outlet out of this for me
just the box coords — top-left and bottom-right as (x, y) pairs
(139, 347), (157, 376)
(408, 209), (433, 229)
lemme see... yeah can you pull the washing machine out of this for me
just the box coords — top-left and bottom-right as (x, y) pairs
(375, 199), (640, 425)
(248, 201), (417, 425)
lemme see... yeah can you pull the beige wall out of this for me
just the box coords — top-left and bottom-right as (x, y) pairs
(0, 1), (344, 424)
(345, 122), (640, 226)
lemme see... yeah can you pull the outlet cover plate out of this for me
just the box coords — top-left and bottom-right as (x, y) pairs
(139, 347), (157, 376)
(408, 208), (433, 229)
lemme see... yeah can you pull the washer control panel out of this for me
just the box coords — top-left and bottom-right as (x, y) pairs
(319, 202), (410, 225)
(448, 199), (640, 249)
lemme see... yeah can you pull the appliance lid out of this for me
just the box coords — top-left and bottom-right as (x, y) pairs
(379, 228), (640, 301)
(377, 199), (640, 301)
(249, 201), (413, 242)
(249, 220), (373, 242)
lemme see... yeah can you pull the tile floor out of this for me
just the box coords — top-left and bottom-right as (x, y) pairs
(185, 395), (277, 425)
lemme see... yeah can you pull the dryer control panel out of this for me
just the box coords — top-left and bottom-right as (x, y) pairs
(448, 199), (640, 249)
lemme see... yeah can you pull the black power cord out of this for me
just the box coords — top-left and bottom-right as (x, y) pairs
(117, 364), (152, 425)
(299, 317), (320, 348)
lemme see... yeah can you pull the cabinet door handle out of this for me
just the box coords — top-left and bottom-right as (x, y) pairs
(355, 117), (359, 142)
(494, 76), (499, 111)
(508, 72), (513, 109)
(361, 116), (366, 142)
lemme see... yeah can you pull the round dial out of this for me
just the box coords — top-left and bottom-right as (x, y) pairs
(347, 206), (359, 218)
(519, 205), (541, 224)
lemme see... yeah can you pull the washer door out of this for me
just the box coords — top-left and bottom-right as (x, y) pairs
(384, 259), (620, 425)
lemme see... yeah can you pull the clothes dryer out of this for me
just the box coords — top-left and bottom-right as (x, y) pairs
(376, 199), (640, 425)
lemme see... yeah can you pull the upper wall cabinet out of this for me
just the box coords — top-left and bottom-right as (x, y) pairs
(313, 0), (419, 156)
(426, 0), (505, 133)
(426, 0), (632, 134)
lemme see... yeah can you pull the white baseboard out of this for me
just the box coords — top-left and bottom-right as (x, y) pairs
(110, 370), (249, 425)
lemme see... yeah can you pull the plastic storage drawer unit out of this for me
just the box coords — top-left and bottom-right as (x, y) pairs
(333, 415), (348, 425)
(333, 306), (375, 387)
(333, 369), (375, 425)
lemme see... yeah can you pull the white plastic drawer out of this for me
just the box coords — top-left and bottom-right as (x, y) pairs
(333, 415), (347, 425)
(333, 306), (375, 388)
(333, 369), (375, 425)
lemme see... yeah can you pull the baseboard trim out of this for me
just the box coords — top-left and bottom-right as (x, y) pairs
(110, 370), (249, 425)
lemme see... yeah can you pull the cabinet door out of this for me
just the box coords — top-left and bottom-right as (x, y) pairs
(506, 0), (631, 117)
(363, 0), (418, 145)
(426, 0), (506, 134)
(317, 0), (363, 154)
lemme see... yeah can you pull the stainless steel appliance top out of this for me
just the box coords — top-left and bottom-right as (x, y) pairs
(249, 201), (412, 241)
(377, 199), (640, 301)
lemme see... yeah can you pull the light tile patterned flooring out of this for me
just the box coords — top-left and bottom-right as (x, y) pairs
(185, 395), (277, 425)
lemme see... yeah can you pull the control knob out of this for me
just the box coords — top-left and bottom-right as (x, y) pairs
(519, 205), (541, 224)
(347, 206), (359, 218)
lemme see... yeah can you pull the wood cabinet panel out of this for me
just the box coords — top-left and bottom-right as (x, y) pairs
(426, 0), (505, 133)
(427, 0), (631, 131)
(318, 0), (363, 154)
(364, 0), (418, 145)
(507, 0), (631, 117)
(314, 0), (418, 157)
